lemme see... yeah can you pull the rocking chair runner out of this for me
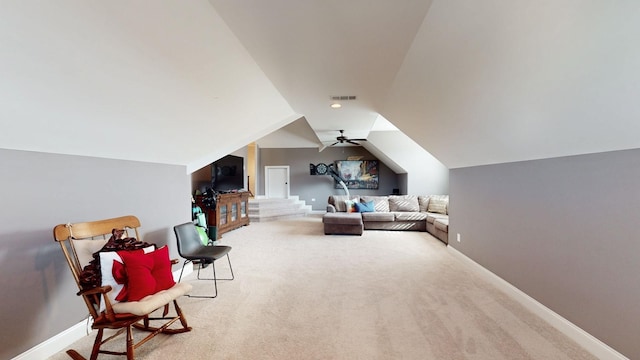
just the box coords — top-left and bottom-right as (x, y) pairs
(53, 215), (192, 360)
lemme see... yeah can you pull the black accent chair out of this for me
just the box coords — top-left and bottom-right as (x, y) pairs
(174, 222), (234, 298)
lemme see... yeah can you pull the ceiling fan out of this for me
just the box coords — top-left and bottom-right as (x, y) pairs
(329, 129), (367, 147)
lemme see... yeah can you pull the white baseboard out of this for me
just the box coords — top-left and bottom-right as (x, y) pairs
(447, 245), (628, 360)
(174, 261), (193, 281)
(11, 320), (87, 360)
(13, 266), (194, 360)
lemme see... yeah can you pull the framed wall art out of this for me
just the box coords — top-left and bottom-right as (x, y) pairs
(334, 160), (379, 189)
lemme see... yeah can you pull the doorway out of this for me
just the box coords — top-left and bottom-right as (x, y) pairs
(265, 166), (290, 199)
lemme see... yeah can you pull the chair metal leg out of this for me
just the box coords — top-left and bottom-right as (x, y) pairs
(226, 253), (234, 280)
(195, 255), (234, 281)
(185, 254), (234, 299)
(178, 259), (192, 283)
(186, 260), (218, 298)
(211, 261), (218, 299)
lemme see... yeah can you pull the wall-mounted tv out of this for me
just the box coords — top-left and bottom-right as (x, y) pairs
(211, 155), (244, 192)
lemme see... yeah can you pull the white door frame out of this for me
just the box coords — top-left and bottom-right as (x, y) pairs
(265, 165), (290, 199)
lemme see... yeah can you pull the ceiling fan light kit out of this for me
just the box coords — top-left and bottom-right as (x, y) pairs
(329, 129), (367, 147)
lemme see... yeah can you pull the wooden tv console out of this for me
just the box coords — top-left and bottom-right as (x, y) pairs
(195, 192), (250, 239)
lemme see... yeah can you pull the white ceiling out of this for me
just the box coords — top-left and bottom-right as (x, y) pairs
(211, 0), (640, 168)
(3, 1), (640, 172)
(209, 0), (434, 145)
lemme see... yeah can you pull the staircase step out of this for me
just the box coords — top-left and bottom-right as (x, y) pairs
(248, 197), (311, 222)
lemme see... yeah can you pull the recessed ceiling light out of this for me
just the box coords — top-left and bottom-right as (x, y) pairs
(330, 103), (342, 109)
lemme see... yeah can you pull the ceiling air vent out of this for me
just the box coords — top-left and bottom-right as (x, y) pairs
(330, 95), (357, 101)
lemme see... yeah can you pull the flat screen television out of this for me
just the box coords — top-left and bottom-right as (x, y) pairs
(211, 155), (244, 192)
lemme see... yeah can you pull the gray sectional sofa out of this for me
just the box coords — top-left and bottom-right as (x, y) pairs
(323, 194), (450, 244)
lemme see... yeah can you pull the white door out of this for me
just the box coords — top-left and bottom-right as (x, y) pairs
(265, 166), (290, 199)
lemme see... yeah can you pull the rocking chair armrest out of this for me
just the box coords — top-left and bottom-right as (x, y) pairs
(77, 285), (118, 321)
(77, 285), (113, 297)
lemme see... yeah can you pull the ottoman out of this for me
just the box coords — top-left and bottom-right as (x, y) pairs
(322, 213), (364, 235)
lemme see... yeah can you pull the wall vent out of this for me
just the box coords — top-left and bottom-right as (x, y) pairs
(330, 95), (357, 101)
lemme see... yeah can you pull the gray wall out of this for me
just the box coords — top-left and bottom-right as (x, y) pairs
(449, 148), (640, 359)
(258, 147), (400, 210)
(397, 173), (408, 195)
(0, 149), (191, 359)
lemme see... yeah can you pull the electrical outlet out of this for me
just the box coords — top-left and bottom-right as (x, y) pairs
(311, 198), (316, 202)
(457, 233), (461, 242)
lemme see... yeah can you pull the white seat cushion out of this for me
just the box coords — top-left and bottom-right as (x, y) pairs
(112, 282), (192, 316)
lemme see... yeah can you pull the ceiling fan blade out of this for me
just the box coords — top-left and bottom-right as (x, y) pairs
(346, 140), (361, 146)
(330, 141), (339, 146)
(350, 138), (367, 142)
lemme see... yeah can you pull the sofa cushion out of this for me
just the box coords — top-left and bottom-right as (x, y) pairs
(360, 196), (390, 212)
(354, 201), (375, 213)
(426, 213), (448, 224)
(331, 195), (359, 212)
(427, 195), (448, 214)
(418, 196), (430, 212)
(322, 212), (363, 225)
(394, 212), (428, 221)
(388, 195), (419, 212)
(361, 212), (395, 222)
(435, 218), (449, 232)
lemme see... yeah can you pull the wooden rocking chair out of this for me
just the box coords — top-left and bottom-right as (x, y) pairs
(53, 215), (192, 360)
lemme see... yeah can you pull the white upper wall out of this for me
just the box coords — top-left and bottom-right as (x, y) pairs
(255, 117), (320, 149)
(366, 131), (449, 195)
(383, 0), (640, 169)
(0, 1), (297, 173)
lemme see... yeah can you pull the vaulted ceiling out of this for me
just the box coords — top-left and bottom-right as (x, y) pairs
(2, 1), (639, 173)
(209, 0), (433, 146)
(213, 0), (640, 169)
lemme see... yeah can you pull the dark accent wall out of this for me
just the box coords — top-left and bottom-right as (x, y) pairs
(449, 148), (640, 359)
(0, 149), (191, 359)
(259, 147), (400, 210)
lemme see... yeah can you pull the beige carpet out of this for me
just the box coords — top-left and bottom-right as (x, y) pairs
(49, 214), (596, 360)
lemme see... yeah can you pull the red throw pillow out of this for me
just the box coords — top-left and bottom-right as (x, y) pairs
(111, 260), (129, 301)
(151, 246), (176, 292)
(99, 246), (154, 307)
(118, 246), (176, 301)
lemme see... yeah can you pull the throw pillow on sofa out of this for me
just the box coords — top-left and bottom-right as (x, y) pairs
(360, 196), (390, 212)
(427, 195), (448, 214)
(344, 200), (358, 213)
(355, 200), (375, 213)
(388, 195), (419, 212)
(333, 195), (359, 212)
